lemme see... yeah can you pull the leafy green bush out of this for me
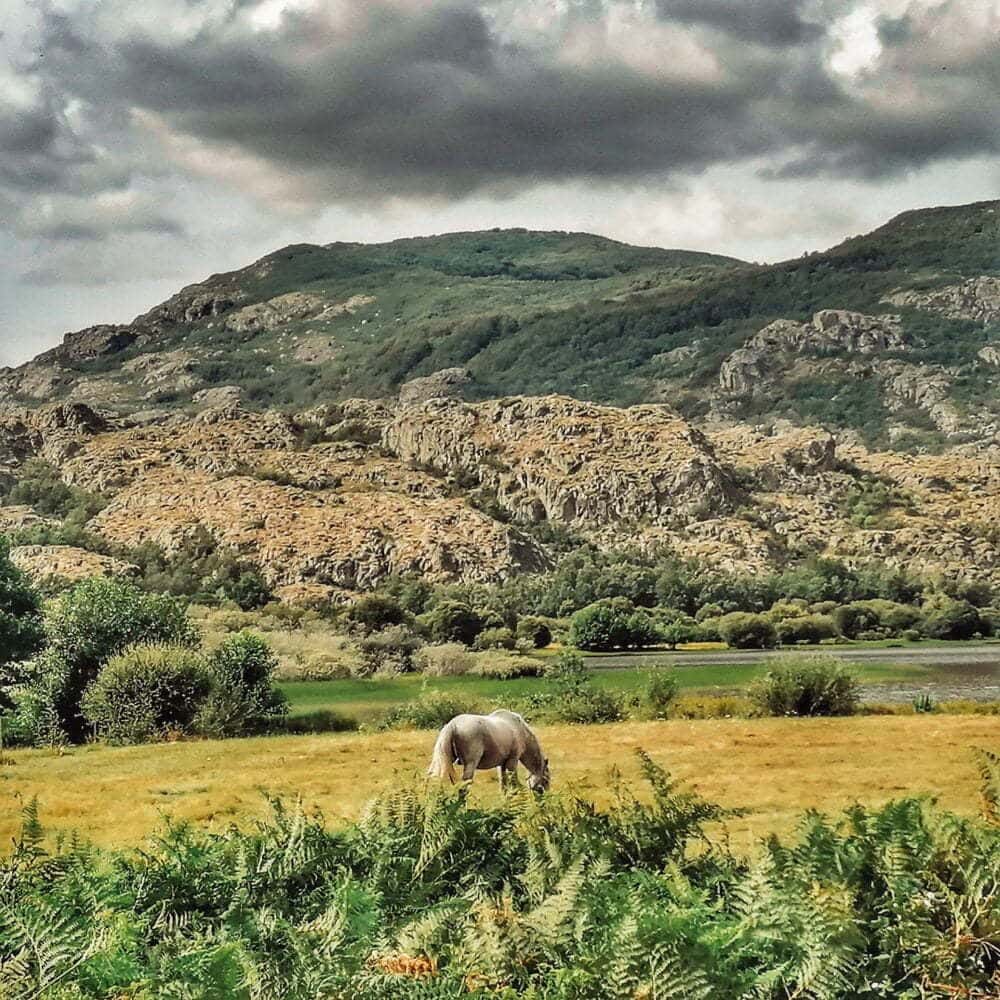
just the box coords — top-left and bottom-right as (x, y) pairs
(0, 535), (45, 710)
(81, 644), (211, 744)
(631, 670), (680, 720)
(833, 599), (922, 638)
(413, 643), (475, 677)
(717, 612), (777, 649)
(921, 596), (986, 640)
(749, 655), (860, 717)
(775, 613), (837, 645)
(33, 578), (198, 742)
(523, 650), (625, 723)
(195, 631), (287, 738)
(515, 615), (553, 649)
(355, 625), (423, 676)
(345, 593), (407, 634)
(473, 626), (516, 651)
(418, 600), (484, 646)
(3, 459), (107, 523)
(660, 620), (698, 649)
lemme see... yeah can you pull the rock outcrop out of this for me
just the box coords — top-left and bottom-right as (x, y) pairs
(399, 368), (473, 407)
(11, 545), (138, 582)
(886, 276), (1000, 324)
(719, 310), (907, 396)
(385, 395), (738, 527)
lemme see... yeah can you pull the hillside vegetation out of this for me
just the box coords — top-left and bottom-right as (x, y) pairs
(3, 201), (998, 445)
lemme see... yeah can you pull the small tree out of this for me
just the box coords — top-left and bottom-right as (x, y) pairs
(660, 621), (697, 650)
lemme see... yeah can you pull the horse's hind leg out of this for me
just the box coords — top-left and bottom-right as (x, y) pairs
(458, 756), (480, 802)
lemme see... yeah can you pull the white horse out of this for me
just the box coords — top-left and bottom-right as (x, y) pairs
(427, 710), (551, 794)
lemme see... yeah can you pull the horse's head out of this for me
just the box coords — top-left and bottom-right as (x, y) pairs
(527, 757), (551, 794)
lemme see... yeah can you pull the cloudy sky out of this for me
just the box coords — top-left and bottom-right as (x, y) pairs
(2, 0), (998, 368)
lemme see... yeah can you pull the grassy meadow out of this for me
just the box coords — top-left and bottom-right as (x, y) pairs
(3, 714), (998, 853)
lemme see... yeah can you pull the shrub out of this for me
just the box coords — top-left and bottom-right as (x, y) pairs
(379, 690), (485, 730)
(717, 612), (777, 649)
(569, 600), (658, 651)
(921, 597), (985, 640)
(515, 615), (553, 649)
(522, 649), (625, 723)
(419, 600), (484, 646)
(414, 643), (475, 677)
(196, 631), (287, 738)
(695, 602), (725, 622)
(81, 644), (211, 744)
(355, 625), (423, 676)
(473, 626), (516, 651)
(37, 578), (198, 742)
(631, 670), (679, 720)
(222, 570), (273, 611)
(669, 694), (753, 719)
(472, 650), (544, 679)
(775, 614), (837, 645)
(344, 594), (407, 634)
(749, 655), (860, 717)
(0, 535), (45, 710)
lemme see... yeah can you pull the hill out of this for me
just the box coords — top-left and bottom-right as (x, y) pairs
(0, 201), (998, 597)
(3, 202), (999, 450)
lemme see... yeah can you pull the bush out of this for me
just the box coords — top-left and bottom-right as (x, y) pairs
(523, 650), (625, 723)
(473, 626), (516, 651)
(379, 690), (485, 730)
(749, 655), (860, 717)
(515, 615), (553, 649)
(414, 643), (475, 677)
(0, 535), (45, 710)
(419, 600), (484, 646)
(921, 597), (985, 640)
(717, 612), (777, 649)
(472, 650), (544, 679)
(344, 594), (407, 634)
(355, 625), (423, 676)
(81, 644), (211, 744)
(222, 570), (273, 611)
(35, 578), (198, 742)
(631, 670), (679, 720)
(775, 614), (837, 645)
(833, 599), (922, 638)
(569, 600), (658, 651)
(196, 631), (287, 738)
(281, 709), (360, 734)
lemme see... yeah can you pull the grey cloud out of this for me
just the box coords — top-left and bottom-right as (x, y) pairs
(655, 0), (825, 47)
(0, 0), (997, 256)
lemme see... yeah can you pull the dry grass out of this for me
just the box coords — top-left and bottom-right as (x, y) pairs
(1, 715), (997, 853)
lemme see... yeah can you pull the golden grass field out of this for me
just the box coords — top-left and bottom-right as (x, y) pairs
(2, 715), (998, 853)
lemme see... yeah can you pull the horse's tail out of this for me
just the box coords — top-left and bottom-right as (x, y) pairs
(427, 721), (457, 784)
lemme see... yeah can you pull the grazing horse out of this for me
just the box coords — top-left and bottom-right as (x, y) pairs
(427, 710), (550, 794)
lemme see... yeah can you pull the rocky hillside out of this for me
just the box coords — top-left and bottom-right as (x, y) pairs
(1, 200), (997, 593)
(3, 200), (998, 450)
(0, 391), (996, 597)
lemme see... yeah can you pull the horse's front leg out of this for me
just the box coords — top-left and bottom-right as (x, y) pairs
(499, 758), (520, 795)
